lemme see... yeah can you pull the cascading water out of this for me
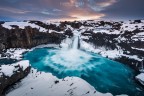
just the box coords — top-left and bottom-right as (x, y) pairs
(24, 30), (144, 96)
(72, 36), (79, 49)
(71, 29), (81, 49)
(46, 32), (91, 69)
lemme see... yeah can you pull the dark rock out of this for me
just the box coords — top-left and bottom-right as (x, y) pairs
(0, 24), (66, 53)
(54, 80), (59, 84)
(115, 56), (141, 72)
(0, 66), (31, 95)
(80, 20), (144, 71)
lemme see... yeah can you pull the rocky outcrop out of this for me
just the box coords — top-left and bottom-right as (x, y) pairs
(0, 61), (31, 95)
(82, 32), (143, 71)
(80, 20), (144, 71)
(135, 73), (144, 87)
(0, 24), (66, 51)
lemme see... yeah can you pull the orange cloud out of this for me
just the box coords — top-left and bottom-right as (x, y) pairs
(0, 0), (118, 21)
(69, 9), (105, 21)
(49, 7), (105, 21)
(57, 0), (106, 21)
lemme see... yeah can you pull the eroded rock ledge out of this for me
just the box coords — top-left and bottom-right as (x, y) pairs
(0, 60), (30, 95)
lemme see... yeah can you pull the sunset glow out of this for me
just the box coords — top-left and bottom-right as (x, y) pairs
(0, 0), (144, 21)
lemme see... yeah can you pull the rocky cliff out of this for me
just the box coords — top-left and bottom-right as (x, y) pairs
(80, 20), (144, 71)
(0, 23), (66, 51)
(0, 20), (144, 71)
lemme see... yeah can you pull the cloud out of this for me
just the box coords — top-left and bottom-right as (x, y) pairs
(41, 11), (54, 15)
(0, 0), (143, 21)
(96, 0), (117, 7)
(67, 7), (105, 21)
(0, 0), (117, 21)
(0, 7), (31, 14)
(53, 9), (62, 12)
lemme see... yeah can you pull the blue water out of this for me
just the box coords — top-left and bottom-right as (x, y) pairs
(0, 59), (17, 65)
(23, 48), (144, 96)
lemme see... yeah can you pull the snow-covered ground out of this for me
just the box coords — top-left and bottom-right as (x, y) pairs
(0, 44), (60, 60)
(131, 32), (144, 41)
(6, 68), (127, 96)
(121, 21), (144, 31)
(0, 60), (30, 77)
(80, 40), (143, 62)
(80, 40), (121, 59)
(0, 48), (29, 60)
(2, 21), (48, 32)
(132, 47), (144, 51)
(136, 73), (144, 85)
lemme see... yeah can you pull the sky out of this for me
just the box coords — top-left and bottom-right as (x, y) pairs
(0, 0), (144, 21)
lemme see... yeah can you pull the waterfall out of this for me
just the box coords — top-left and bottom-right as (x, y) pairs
(60, 29), (80, 50)
(72, 36), (79, 49)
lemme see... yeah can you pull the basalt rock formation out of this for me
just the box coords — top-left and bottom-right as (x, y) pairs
(0, 23), (67, 52)
(81, 20), (144, 72)
(0, 20), (144, 91)
(1, 20), (144, 71)
(0, 64), (31, 95)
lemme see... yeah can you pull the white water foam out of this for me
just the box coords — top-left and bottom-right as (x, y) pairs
(44, 32), (92, 70)
(49, 49), (92, 69)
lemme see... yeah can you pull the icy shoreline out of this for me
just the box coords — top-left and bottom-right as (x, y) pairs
(0, 44), (60, 61)
(1, 41), (144, 87)
(0, 43), (130, 96)
(80, 41), (144, 86)
(6, 68), (115, 96)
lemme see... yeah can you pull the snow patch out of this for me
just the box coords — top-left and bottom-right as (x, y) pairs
(132, 47), (144, 51)
(0, 65), (15, 77)
(0, 44), (60, 60)
(2, 21), (47, 32)
(0, 48), (28, 60)
(6, 68), (117, 96)
(136, 73), (144, 85)
(0, 60), (30, 77)
(80, 41), (123, 59)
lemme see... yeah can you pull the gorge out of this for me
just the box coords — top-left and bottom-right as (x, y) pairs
(0, 20), (144, 96)
(23, 30), (144, 96)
